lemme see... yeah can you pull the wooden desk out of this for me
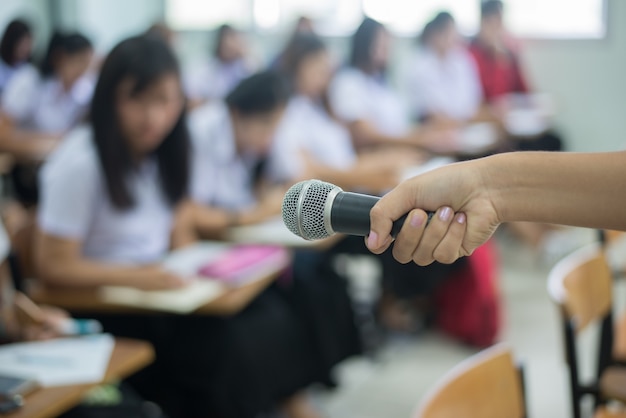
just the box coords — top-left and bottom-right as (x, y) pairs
(4, 338), (154, 418)
(28, 270), (278, 317)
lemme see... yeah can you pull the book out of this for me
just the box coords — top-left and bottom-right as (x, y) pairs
(197, 245), (290, 287)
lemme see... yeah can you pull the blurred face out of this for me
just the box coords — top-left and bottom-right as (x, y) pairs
(219, 31), (245, 62)
(371, 28), (390, 71)
(432, 21), (459, 53)
(231, 107), (285, 156)
(14, 35), (33, 63)
(116, 73), (185, 156)
(296, 49), (332, 98)
(56, 48), (93, 88)
(480, 14), (505, 47)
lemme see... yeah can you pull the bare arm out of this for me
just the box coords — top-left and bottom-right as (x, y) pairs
(367, 151), (626, 265)
(34, 230), (185, 290)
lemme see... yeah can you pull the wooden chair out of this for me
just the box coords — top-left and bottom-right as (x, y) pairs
(413, 344), (526, 418)
(548, 243), (626, 418)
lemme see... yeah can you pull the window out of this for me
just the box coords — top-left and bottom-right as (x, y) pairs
(166, 0), (607, 39)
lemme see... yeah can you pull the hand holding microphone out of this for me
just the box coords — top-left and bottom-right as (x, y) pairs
(282, 157), (499, 266)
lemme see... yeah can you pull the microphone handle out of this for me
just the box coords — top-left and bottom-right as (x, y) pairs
(330, 192), (433, 238)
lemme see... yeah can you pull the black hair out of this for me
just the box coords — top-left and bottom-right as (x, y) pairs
(0, 19), (32, 66)
(419, 11), (455, 46)
(40, 31), (92, 77)
(349, 17), (385, 74)
(225, 70), (290, 116)
(481, 0), (504, 20)
(214, 24), (236, 59)
(279, 33), (326, 81)
(89, 35), (190, 210)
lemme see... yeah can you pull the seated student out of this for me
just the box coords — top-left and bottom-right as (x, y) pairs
(0, 19), (33, 98)
(269, 33), (421, 193)
(35, 37), (322, 418)
(469, 0), (562, 152)
(183, 71), (360, 414)
(1, 31), (94, 207)
(404, 12), (485, 125)
(184, 24), (256, 109)
(329, 17), (449, 149)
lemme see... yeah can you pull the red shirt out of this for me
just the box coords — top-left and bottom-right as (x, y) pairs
(469, 39), (529, 102)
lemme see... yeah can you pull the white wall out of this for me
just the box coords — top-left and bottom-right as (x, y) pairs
(521, 0), (626, 152)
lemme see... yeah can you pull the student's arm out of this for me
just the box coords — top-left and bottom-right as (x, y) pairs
(34, 230), (185, 290)
(0, 127), (62, 162)
(367, 151), (626, 265)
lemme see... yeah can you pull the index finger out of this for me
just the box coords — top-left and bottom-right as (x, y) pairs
(367, 180), (422, 252)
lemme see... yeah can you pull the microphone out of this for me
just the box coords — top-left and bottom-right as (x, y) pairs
(282, 179), (431, 241)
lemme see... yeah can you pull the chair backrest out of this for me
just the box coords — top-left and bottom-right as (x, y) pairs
(414, 344), (525, 418)
(547, 243), (612, 334)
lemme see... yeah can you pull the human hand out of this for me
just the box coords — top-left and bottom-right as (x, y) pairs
(366, 159), (501, 265)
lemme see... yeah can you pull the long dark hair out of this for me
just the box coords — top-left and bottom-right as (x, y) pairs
(419, 12), (455, 46)
(89, 35), (190, 210)
(279, 34), (334, 115)
(350, 17), (385, 74)
(0, 19), (32, 66)
(39, 31), (92, 77)
(214, 24), (236, 60)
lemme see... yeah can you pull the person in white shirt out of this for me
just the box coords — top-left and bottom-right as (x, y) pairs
(269, 33), (421, 193)
(1, 31), (94, 206)
(0, 19), (33, 97)
(184, 24), (256, 109)
(404, 12), (484, 124)
(329, 17), (449, 149)
(36, 36), (325, 418)
(181, 71), (290, 243)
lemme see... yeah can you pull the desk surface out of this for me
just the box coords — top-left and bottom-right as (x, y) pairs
(28, 269), (277, 317)
(4, 338), (154, 418)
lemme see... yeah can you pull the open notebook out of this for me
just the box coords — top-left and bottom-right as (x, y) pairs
(100, 243), (290, 314)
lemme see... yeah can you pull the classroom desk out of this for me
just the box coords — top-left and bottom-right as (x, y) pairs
(4, 338), (154, 418)
(28, 269), (278, 317)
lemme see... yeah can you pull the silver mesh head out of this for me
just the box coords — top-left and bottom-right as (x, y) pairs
(282, 180), (342, 240)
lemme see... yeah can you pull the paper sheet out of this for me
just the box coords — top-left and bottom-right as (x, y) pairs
(0, 334), (115, 387)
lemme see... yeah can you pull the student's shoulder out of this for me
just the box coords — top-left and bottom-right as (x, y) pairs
(44, 125), (100, 178)
(187, 101), (228, 138)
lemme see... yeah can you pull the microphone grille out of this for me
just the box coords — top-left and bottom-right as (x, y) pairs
(282, 180), (341, 240)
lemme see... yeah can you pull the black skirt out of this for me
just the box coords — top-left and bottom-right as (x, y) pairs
(89, 286), (321, 418)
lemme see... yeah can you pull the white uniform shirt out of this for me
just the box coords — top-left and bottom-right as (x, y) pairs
(38, 126), (174, 264)
(267, 95), (356, 183)
(329, 67), (409, 137)
(1, 65), (94, 134)
(0, 59), (25, 97)
(184, 58), (254, 102)
(188, 102), (256, 210)
(404, 46), (482, 121)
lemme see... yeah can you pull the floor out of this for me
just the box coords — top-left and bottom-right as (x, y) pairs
(314, 227), (608, 418)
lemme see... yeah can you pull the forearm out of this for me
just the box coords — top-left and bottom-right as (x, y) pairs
(0, 131), (60, 161)
(483, 151), (626, 230)
(38, 257), (151, 288)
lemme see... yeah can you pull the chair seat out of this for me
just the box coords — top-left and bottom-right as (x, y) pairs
(600, 367), (626, 402)
(595, 406), (626, 418)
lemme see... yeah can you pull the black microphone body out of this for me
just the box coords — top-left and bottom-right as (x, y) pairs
(330, 191), (408, 238)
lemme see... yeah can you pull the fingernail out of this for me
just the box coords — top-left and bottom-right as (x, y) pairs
(410, 213), (424, 228)
(439, 207), (452, 222)
(367, 231), (378, 248)
(456, 213), (466, 224)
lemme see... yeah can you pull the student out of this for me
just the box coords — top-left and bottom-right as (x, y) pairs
(0, 19), (33, 97)
(404, 12), (484, 124)
(329, 17), (443, 148)
(184, 24), (256, 107)
(367, 151), (626, 265)
(269, 33), (420, 193)
(1, 31), (94, 143)
(469, 0), (562, 152)
(186, 71), (359, 417)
